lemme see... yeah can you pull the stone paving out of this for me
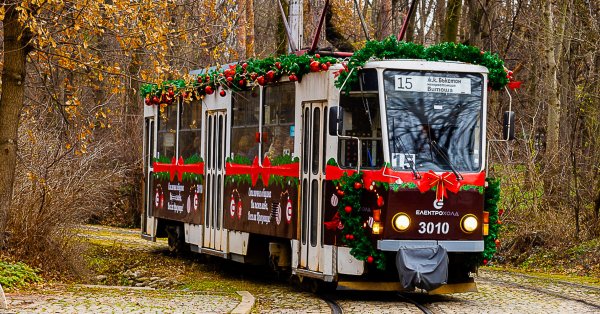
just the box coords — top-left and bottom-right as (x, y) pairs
(3, 225), (600, 313)
(4, 286), (238, 314)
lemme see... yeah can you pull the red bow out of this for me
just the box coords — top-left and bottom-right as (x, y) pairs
(226, 157), (299, 186)
(153, 157), (204, 182)
(417, 171), (461, 201)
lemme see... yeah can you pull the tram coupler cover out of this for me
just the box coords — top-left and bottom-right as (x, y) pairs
(395, 245), (449, 291)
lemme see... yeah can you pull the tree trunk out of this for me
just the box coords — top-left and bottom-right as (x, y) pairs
(466, 0), (484, 47)
(246, 0), (256, 57)
(276, 0), (289, 55)
(543, 0), (566, 201)
(325, 5), (354, 51)
(237, 0), (247, 59)
(443, 0), (462, 43)
(0, 6), (32, 238)
(376, 0), (393, 40)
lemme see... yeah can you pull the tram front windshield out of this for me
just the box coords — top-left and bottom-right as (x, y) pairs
(383, 69), (484, 173)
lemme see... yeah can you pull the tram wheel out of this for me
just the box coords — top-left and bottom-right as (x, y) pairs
(166, 225), (187, 254)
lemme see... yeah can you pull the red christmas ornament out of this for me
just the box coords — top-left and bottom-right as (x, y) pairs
(220, 90), (226, 97)
(354, 182), (362, 190)
(289, 74), (297, 82)
(326, 61), (331, 67)
(266, 70), (275, 81)
(182, 91), (189, 99)
(226, 76), (233, 82)
(483, 259), (488, 265)
(145, 97), (151, 106)
(320, 63), (329, 71)
(337, 189), (345, 196)
(315, 53), (320, 58)
(205, 86), (214, 95)
(151, 96), (160, 104)
(242, 62), (248, 70)
(345, 234), (354, 241)
(344, 206), (352, 214)
(257, 76), (266, 86)
(223, 69), (232, 77)
(168, 89), (174, 98)
(250, 73), (258, 80)
(376, 196), (385, 207)
(366, 256), (374, 263)
(274, 62), (282, 70)
(238, 79), (246, 87)
(495, 239), (501, 247)
(498, 209), (505, 216)
(197, 76), (203, 83)
(310, 61), (320, 72)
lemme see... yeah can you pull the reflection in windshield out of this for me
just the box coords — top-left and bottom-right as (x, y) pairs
(384, 70), (483, 172)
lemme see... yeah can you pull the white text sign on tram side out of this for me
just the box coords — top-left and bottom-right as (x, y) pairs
(395, 75), (471, 94)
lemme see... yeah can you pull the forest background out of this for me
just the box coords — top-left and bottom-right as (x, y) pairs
(0, 0), (598, 278)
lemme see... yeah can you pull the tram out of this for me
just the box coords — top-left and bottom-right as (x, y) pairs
(141, 40), (513, 293)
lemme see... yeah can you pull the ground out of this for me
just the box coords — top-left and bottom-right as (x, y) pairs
(3, 225), (600, 313)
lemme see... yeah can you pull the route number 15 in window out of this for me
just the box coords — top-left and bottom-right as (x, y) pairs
(396, 76), (413, 90)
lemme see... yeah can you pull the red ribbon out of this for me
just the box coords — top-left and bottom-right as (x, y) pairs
(325, 165), (485, 198)
(153, 157), (204, 182)
(226, 156), (300, 186)
(417, 170), (461, 201)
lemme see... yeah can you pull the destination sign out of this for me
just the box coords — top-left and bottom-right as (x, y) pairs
(395, 75), (472, 94)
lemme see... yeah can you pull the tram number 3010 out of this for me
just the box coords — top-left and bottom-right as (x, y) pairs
(418, 222), (450, 234)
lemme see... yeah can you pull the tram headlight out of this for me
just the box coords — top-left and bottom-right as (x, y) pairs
(461, 214), (479, 233)
(392, 213), (411, 232)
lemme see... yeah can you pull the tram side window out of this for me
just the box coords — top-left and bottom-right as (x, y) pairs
(263, 83), (295, 161)
(337, 70), (383, 168)
(178, 100), (202, 159)
(157, 103), (177, 159)
(231, 90), (260, 163)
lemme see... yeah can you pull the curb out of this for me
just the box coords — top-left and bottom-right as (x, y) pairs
(0, 284), (6, 310)
(231, 291), (255, 314)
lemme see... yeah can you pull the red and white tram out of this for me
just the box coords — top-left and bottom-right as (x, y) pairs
(141, 52), (510, 293)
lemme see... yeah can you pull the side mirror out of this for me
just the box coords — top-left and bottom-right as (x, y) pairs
(503, 111), (515, 141)
(328, 106), (344, 136)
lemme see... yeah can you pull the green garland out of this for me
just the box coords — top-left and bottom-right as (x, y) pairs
(141, 53), (338, 103)
(335, 36), (509, 93)
(141, 37), (510, 105)
(482, 178), (501, 263)
(335, 172), (386, 270)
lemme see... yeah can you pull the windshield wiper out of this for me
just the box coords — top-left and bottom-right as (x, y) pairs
(391, 118), (421, 179)
(429, 140), (463, 181)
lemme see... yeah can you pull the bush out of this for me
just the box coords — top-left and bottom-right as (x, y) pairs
(0, 260), (42, 290)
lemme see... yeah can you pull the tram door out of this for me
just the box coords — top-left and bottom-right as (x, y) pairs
(142, 117), (155, 235)
(300, 102), (327, 271)
(203, 110), (227, 251)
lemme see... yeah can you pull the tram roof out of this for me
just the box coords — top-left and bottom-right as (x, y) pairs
(359, 59), (489, 74)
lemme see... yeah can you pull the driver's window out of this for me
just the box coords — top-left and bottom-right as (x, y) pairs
(337, 69), (382, 168)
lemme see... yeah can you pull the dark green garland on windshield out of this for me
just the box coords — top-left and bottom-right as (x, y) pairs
(335, 36), (510, 93)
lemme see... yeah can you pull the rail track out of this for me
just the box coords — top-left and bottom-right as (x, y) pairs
(319, 291), (435, 314)
(397, 293), (434, 314)
(479, 276), (600, 310)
